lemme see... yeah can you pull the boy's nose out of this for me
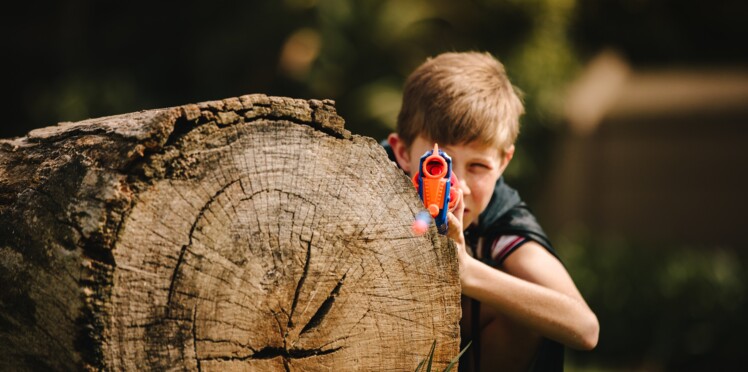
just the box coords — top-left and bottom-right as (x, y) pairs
(452, 168), (470, 196)
(458, 176), (471, 196)
(451, 164), (470, 196)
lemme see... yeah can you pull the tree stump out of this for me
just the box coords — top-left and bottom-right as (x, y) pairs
(0, 95), (461, 371)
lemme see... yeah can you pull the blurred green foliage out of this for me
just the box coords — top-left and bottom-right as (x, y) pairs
(5, 0), (746, 193)
(560, 232), (748, 371)
(4, 0), (583, 196)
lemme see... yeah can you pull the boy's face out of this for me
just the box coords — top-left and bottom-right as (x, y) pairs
(389, 134), (514, 229)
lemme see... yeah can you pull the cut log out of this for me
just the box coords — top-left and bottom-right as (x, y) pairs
(0, 94), (461, 371)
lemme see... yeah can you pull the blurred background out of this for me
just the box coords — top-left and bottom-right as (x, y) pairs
(3, 0), (747, 370)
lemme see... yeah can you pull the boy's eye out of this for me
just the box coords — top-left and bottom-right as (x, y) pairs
(470, 163), (491, 171)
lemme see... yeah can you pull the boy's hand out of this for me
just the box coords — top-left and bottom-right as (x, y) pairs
(446, 189), (469, 276)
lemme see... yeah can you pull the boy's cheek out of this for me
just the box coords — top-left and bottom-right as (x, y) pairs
(408, 157), (421, 176)
(465, 193), (491, 217)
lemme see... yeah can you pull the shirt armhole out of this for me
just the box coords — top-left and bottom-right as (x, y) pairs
(490, 235), (529, 264)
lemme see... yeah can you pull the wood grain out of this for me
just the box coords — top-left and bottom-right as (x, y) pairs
(0, 94), (460, 371)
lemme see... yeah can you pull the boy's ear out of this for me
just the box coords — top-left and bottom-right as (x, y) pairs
(499, 144), (515, 173)
(387, 133), (412, 174)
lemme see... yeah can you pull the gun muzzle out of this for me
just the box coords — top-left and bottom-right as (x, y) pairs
(422, 145), (448, 179)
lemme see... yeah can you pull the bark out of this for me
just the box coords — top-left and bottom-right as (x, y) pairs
(0, 94), (461, 371)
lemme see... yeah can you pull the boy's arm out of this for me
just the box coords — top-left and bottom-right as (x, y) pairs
(446, 192), (598, 350)
(461, 239), (599, 350)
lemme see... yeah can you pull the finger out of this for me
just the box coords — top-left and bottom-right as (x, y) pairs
(447, 212), (462, 232)
(446, 212), (464, 245)
(454, 189), (464, 222)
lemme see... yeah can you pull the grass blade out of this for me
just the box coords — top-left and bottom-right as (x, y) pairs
(443, 341), (471, 372)
(425, 340), (436, 371)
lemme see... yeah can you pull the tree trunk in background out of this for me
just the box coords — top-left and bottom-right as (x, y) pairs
(0, 95), (461, 371)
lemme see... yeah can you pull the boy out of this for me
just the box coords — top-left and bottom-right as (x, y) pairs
(383, 52), (598, 371)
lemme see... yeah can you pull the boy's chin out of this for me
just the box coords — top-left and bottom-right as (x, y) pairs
(463, 214), (475, 230)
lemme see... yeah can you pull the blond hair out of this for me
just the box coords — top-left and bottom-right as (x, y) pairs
(396, 52), (524, 152)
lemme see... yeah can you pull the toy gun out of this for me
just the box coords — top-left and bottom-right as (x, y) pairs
(411, 144), (461, 235)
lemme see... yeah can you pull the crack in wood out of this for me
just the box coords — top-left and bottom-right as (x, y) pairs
(198, 345), (343, 362)
(271, 310), (284, 342)
(254, 345), (343, 359)
(243, 112), (312, 127)
(165, 244), (188, 315)
(288, 239), (312, 329)
(299, 273), (346, 336)
(231, 101), (347, 139)
(192, 305), (201, 372)
(163, 116), (196, 149)
(186, 99), (347, 140)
